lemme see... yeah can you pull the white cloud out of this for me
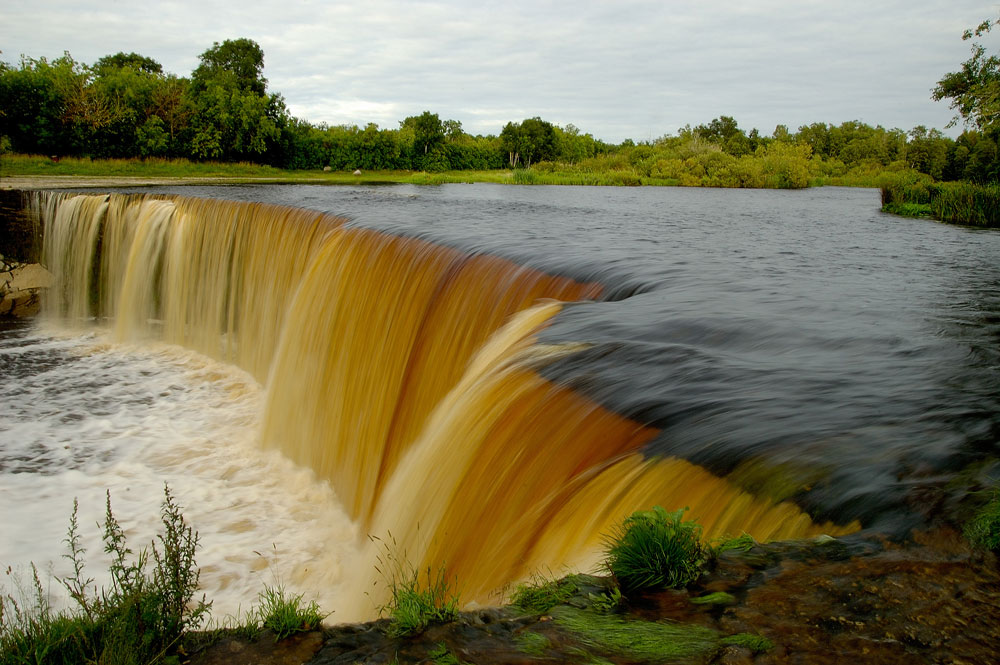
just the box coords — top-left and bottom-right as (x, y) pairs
(1, 0), (996, 142)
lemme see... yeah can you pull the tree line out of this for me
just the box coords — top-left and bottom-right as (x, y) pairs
(0, 31), (997, 182)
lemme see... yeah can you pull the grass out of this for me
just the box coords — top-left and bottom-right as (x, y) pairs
(0, 153), (512, 185)
(880, 176), (1000, 228)
(603, 506), (707, 593)
(514, 630), (552, 656)
(509, 572), (580, 614)
(689, 591), (737, 606)
(428, 642), (467, 665)
(552, 606), (720, 662)
(965, 487), (1000, 551)
(4, 152), (927, 191)
(251, 584), (327, 640)
(371, 535), (459, 638)
(0, 486), (210, 665)
(881, 201), (932, 218)
(721, 632), (775, 653)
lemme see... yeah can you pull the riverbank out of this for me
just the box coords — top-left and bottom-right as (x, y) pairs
(185, 529), (999, 665)
(881, 179), (1000, 228)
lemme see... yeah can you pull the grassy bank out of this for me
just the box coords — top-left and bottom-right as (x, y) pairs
(0, 154), (513, 186)
(1, 153), (923, 190)
(881, 175), (1000, 227)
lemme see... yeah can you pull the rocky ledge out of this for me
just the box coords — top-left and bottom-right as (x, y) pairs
(0, 257), (54, 318)
(185, 528), (999, 665)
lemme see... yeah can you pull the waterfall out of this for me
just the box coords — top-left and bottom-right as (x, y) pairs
(36, 191), (858, 609)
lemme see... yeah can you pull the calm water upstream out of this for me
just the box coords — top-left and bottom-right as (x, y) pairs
(2, 184), (998, 617)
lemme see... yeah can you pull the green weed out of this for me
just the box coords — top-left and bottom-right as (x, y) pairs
(510, 572), (579, 614)
(0, 485), (209, 665)
(552, 606), (719, 662)
(587, 586), (623, 613)
(965, 487), (1000, 551)
(721, 632), (774, 653)
(689, 592), (736, 606)
(253, 583), (327, 640)
(371, 535), (459, 638)
(603, 506), (707, 593)
(428, 642), (465, 664)
(514, 630), (552, 656)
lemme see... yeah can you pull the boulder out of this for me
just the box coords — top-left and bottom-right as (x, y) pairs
(0, 263), (54, 318)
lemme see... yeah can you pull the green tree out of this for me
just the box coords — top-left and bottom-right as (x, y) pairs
(500, 117), (556, 167)
(93, 52), (163, 76)
(186, 38), (284, 162)
(933, 16), (1000, 133)
(89, 54), (172, 157)
(695, 116), (752, 156)
(191, 38), (267, 95)
(401, 111), (445, 169)
(906, 125), (951, 179)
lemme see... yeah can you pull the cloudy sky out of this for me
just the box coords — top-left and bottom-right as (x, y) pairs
(2, 1), (998, 142)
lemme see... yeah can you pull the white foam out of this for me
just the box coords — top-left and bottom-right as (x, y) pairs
(0, 325), (361, 624)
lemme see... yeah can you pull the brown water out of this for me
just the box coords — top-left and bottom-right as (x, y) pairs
(12, 184), (1000, 610)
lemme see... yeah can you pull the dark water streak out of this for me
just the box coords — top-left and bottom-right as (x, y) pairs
(47, 184), (1000, 532)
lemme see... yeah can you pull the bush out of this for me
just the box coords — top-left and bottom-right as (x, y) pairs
(603, 506), (706, 593)
(0, 485), (210, 665)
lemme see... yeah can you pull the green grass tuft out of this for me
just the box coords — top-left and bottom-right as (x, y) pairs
(587, 585), (623, 613)
(965, 488), (1000, 551)
(428, 642), (465, 665)
(371, 535), (459, 638)
(882, 202), (932, 218)
(689, 591), (736, 606)
(252, 584), (327, 640)
(552, 606), (719, 662)
(721, 632), (774, 653)
(604, 506), (706, 593)
(510, 573), (579, 614)
(514, 630), (552, 656)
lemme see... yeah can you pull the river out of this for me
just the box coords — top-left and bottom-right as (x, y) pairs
(2, 184), (998, 621)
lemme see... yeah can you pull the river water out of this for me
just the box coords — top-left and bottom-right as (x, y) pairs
(2, 184), (998, 619)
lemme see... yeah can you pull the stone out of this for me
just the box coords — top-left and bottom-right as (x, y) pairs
(9, 263), (54, 291)
(1, 290), (40, 317)
(0, 263), (54, 318)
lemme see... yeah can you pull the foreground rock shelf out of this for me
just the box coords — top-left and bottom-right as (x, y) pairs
(188, 530), (1000, 665)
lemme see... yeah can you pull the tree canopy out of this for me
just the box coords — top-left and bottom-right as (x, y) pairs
(1, 35), (998, 183)
(191, 38), (267, 95)
(933, 15), (1000, 133)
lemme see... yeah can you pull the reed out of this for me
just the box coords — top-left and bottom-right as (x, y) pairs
(881, 177), (1000, 228)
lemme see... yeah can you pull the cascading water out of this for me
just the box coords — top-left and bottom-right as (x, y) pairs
(11, 190), (869, 618)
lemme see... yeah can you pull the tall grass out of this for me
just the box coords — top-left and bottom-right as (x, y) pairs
(0, 486), (209, 665)
(881, 175), (1000, 228)
(370, 535), (459, 637)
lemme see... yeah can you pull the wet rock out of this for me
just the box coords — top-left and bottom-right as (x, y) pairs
(0, 263), (54, 318)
